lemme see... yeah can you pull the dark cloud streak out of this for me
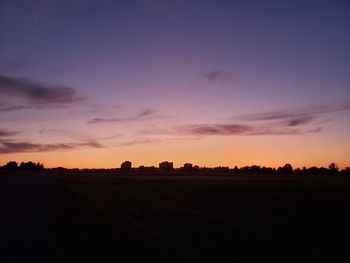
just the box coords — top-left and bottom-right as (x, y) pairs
(203, 70), (225, 82)
(0, 74), (85, 110)
(307, 127), (323, 133)
(202, 69), (238, 84)
(0, 129), (19, 137)
(0, 140), (103, 154)
(88, 108), (155, 124)
(180, 124), (253, 135)
(0, 104), (33, 112)
(238, 102), (350, 122)
(177, 124), (301, 136)
(286, 116), (316, 127)
(118, 138), (160, 147)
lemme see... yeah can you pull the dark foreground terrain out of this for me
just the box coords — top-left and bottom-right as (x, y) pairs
(1, 173), (350, 262)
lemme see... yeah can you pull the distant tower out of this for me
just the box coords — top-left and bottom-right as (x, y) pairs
(159, 161), (173, 170)
(121, 161), (132, 171)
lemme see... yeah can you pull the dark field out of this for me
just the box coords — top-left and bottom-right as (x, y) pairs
(1, 174), (350, 262)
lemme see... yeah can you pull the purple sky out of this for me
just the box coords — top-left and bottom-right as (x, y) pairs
(0, 0), (349, 168)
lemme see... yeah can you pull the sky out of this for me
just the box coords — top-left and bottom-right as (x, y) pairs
(0, 0), (349, 169)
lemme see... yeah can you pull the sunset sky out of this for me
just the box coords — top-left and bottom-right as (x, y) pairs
(0, 0), (349, 168)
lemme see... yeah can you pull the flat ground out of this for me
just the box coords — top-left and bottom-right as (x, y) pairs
(1, 174), (350, 262)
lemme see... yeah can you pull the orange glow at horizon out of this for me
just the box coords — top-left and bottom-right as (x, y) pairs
(2, 132), (349, 169)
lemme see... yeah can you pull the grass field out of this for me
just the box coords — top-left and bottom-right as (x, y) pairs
(1, 174), (350, 262)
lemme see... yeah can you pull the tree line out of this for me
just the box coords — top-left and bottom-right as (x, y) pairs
(0, 161), (349, 176)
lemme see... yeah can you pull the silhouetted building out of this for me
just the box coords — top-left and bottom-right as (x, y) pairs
(121, 161), (132, 171)
(159, 161), (173, 170)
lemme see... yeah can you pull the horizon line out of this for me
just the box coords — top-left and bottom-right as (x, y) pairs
(1, 160), (349, 171)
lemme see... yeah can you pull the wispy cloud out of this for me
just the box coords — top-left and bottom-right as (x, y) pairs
(88, 108), (155, 124)
(0, 129), (19, 137)
(0, 105), (33, 112)
(307, 127), (323, 133)
(0, 74), (85, 110)
(231, 102), (350, 132)
(237, 102), (350, 122)
(201, 69), (238, 84)
(117, 136), (200, 147)
(203, 70), (226, 82)
(0, 125), (105, 153)
(130, 102), (349, 139)
(167, 103), (350, 137)
(177, 124), (300, 136)
(117, 138), (160, 147)
(285, 116), (316, 127)
(0, 140), (103, 154)
(179, 124), (253, 135)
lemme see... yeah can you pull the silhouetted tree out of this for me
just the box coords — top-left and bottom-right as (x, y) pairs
(328, 163), (339, 176)
(183, 163), (193, 171)
(341, 167), (350, 176)
(277, 163), (293, 175)
(249, 165), (261, 174)
(19, 161), (44, 170)
(193, 165), (200, 170)
(36, 163), (44, 170)
(159, 161), (173, 170)
(233, 166), (240, 174)
(213, 166), (230, 173)
(294, 168), (302, 176)
(328, 163), (338, 170)
(261, 166), (275, 175)
(3, 161), (18, 169)
(121, 161), (132, 171)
